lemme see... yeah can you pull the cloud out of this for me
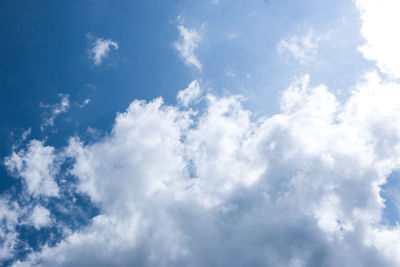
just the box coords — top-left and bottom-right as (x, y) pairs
(28, 205), (51, 230)
(6, 73), (400, 266)
(4, 1), (400, 266)
(4, 140), (60, 198)
(174, 24), (202, 70)
(356, 0), (400, 78)
(277, 30), (321, 65)
(0, 195), (58, 262)
(20, 128), (31, 142)
(177, 80), (201, 107)
(40, 94), (70, 131)
(87, 34), (119, 66)
(0, 198), (20, 261)
(77, 98), (90, 108)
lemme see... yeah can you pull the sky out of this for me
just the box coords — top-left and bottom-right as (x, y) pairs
(1, 0), (400, 266)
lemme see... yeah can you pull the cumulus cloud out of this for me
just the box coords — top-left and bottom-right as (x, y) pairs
(0, 198), (20, 261)
(5, 72), (400, 266)
(277, 30), (321, 65)
(39, 94), (69, 131)
(174, 24), (202, 70)
(177, 80), (201, 107)
(4, 1), (400, 266)
(87, 34), (119, 66)
(356, 0), (400, 78)
(4, 140), (59, 198)
(28, 205), (51, 230)
(0, 196), (58, 262)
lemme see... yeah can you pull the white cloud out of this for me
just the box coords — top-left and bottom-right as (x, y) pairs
(0, 198), (20, 261)
(4, 140), (59, 198)
(356, 0), (400, 78)
(77, 98), (90, 108)
(88, 35), (119, 66)
(177, 80), (201, 107)
(29, 205), (51, 230)
(225, 71), (236, 78)
(40, 94), (70, 131)
(6, 2), (400, 266)
(0, 197), (57, 262)
(277, 30), (321, 65)
(174, 24), (202, 70)
(9, 71), (400, 266)
(20, 128), (31, 142)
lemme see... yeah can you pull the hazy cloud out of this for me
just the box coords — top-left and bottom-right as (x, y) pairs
(87, 34), (119, 66)
(39, 94), (69, 131)
(174, 24), (202, 70)
(277, 30), (322, 65)
(177, 80), (201, 107)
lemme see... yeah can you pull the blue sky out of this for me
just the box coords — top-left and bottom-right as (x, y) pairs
(2, 0), (400, 266)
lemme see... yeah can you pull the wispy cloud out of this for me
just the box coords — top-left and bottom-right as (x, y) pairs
(87, 34), (119, 66)
(174, 24), (202, 70)
(40, 94), (69, 131)
(177, 80), (201, 107)
(277, 30), (322, 65)
(76, 98), (90, 108)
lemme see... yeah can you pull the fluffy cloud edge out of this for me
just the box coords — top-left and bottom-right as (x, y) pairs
(4, 71), (400, 266)
(174, 24), (202, 71)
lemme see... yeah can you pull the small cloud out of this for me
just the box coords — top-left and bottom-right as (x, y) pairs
(86, 127), (102, 140)
(77, 98), (90, 108)
(40, 94), (70, 131)
(212, 0), (220, 5)
(226, 33), (239, 40)
(4, 140), (60, 198)
(87, 33), (119, 66)
(28, 205), (51, 230)
(277, 30), (321, 65)
(9, 128), (32, 150)
(177, 80), (201, 107)
(174, 24), (202, 71)
(226, 71), (236, 78)
(21, 128), (31, 142)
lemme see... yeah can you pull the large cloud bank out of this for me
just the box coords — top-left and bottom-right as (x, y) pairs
(2, 1), (400, 266)
(5, 71), (400, 267)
